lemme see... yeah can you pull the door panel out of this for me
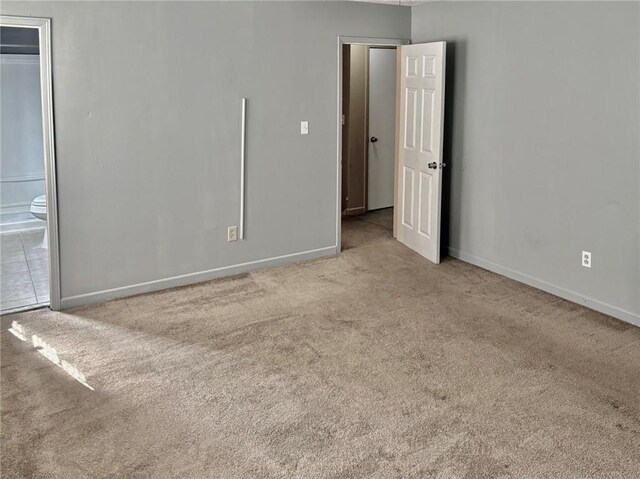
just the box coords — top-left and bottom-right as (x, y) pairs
(420, 89), (435, 153)
(367, 48), (397, 211)
(404, 88), (417, 149)
(396, 42), (446, 263)
(418, 171), (432, 238)
(402, 166), (414, 227)
(406, 56), (419, 78)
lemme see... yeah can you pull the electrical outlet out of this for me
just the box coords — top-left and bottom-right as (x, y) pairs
(227, 226), (238, 242)
(300, 121), (309, 135)
(582, 250), (591, 268)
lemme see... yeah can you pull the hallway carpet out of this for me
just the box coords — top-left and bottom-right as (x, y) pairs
(2, 209), (639, 478)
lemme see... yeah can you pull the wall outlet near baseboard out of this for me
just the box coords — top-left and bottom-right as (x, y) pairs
(228, 226), (238, 242)
(582, 250), (591, 268)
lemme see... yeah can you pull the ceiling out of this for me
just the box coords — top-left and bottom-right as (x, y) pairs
(348, 0), (439, 5)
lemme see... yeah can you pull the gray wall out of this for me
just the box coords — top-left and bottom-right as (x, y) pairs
(412, 1), (640, 324)
(0, 1), (410, 306)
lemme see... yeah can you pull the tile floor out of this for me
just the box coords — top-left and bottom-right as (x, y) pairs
(0, 229), (49, 313)
(0, 211), (42, 234)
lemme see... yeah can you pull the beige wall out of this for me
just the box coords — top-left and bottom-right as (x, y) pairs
(343, 45), (368, 215)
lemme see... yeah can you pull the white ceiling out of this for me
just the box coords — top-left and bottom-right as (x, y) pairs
(348, 0), (439, 6)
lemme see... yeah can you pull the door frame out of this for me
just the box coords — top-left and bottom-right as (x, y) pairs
(1, 15), (61, 310)
(336, 36), (408, 253)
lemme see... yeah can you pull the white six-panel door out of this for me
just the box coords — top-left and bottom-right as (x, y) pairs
(396, 42), (446, 263)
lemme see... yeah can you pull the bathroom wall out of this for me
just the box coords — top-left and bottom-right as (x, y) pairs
(0, 1), (411, 306)
(0, 53), (45, 226)
(411, 1), (640, 324)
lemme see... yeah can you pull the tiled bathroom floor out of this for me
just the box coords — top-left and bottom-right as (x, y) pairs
(0, 229), (49, 313)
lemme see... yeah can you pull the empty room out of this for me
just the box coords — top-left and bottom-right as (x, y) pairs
(0, 1), (638, 477)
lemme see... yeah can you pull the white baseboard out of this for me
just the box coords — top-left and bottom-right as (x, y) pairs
(60, 245), (337, 310)
(0, 217), (44, 233)
(448, 247), (640, 328)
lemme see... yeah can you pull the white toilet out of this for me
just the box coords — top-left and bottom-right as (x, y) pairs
(30, 194), (48, 249)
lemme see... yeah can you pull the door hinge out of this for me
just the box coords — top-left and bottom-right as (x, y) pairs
(341, 114), (345, 126)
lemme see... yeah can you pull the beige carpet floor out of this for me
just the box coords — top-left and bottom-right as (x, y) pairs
(2, 208), (639, 478)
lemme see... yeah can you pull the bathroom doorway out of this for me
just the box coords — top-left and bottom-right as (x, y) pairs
(0, 16), (59, 313)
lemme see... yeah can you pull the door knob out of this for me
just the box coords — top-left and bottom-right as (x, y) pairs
(428, 162), (437, 169)
(370, 136), (378, 143)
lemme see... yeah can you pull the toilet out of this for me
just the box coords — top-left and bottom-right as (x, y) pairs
(30, 194), (48, 249)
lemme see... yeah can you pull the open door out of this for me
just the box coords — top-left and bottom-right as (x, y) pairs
(395, 42), (446, 263)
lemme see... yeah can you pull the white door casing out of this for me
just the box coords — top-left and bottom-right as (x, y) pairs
(0, 15), (60, 310)
(367, 48), (397, 211)
(396, 42), (446, 263)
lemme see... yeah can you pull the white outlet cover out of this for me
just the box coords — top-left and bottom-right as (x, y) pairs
(300, 121), (309, 135)
(582, 250), (591, 268)
(228, 226), (238, 242)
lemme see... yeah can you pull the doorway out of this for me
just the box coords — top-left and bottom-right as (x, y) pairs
(341, 44), (397, 217)
(337, 37), (447, 263)
(338, 37), (405, 251)
(0, 16), (59, 313)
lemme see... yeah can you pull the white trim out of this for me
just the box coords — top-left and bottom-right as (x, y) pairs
(0, 222), (44, 234)
(0, 174), (45, 183)
(336, 36), (409, 253)
(0, 304), (48, 317)
(448, 247), (640, 328)
(239, 97), (247, 240)
(0, 201), (34, 209)
(0, 16), (61, 310)
(0, 54), (39, 65)
(60, 245), (338, 309)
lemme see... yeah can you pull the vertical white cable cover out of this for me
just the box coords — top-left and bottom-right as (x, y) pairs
(240, 98), (246, 240)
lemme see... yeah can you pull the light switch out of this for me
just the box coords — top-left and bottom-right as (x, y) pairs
(300, 121), (309, 135)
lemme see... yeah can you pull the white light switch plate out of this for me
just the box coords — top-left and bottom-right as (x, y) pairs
(300, 121), (309, 135)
